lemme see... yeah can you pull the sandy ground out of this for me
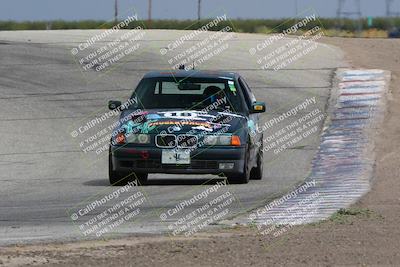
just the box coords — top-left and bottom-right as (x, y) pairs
(1, 37), (399, 267)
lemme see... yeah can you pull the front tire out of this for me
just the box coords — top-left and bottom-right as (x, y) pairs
(227, 145), (250, 184)
(250, 143), (263, 180)
(134, 172), (148, 185)
(109, 148), (148, 186)
(109, 152), (129, 186)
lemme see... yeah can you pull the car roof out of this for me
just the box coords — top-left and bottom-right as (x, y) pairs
(143, 70), (240, 80)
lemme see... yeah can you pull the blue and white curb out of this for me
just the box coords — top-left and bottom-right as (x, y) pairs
(229, 68), (390, 226)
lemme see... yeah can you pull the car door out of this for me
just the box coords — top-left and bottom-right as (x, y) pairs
(238, 77), (261, 164)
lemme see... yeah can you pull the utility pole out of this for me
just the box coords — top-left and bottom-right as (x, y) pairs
(198, 0), (202, 21)
(295, 0), (298, 16)
(114, 0), (118, 23)
(148, 0), (152, 22)
(386, 0), (390, 16)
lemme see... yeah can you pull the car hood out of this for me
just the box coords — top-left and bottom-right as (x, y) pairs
(118, 109), (247, 135)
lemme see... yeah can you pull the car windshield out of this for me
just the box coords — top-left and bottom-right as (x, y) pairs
(129, 77), (244, 113)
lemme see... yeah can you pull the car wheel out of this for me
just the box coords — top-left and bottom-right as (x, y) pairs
(250, 145), (263, 180)
(134, 172), (148, 185)
(227, 145), (250, 184)
(109, 152), (129, 186)
(109, 153), (148, 186)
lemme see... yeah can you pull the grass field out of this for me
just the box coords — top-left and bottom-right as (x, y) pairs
(0, 17), (399, 38)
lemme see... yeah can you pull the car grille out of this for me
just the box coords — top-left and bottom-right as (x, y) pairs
(121, 160), (218, 169)
(155, 134), (176, 148)
(155, 134), (198, 148)
(177, 134), (198, 148)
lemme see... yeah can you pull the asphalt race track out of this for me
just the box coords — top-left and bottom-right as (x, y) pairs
(0, 30), (346, 245)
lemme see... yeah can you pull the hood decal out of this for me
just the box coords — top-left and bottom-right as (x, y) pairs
(121, 110), (244, 134)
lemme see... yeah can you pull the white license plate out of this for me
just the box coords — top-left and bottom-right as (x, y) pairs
(162, 150), (190, 165)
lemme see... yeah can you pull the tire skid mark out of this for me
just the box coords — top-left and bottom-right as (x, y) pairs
(236, 68), (389, 225)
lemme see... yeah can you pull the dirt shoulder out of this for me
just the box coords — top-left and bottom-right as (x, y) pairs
(1, 37), (399, 267)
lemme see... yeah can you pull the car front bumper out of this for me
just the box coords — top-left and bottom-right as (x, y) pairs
(110, 145), (245, 175)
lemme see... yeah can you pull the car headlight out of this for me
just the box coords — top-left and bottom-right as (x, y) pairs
(126, 134), (150, 144)
(115, 133), (126, 144)
(204, 135), (238, 146)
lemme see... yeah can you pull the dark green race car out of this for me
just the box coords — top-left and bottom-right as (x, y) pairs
(108, 70), (265, 185)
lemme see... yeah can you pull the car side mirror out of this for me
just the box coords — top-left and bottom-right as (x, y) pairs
(251, 102), (266, 113)
(108, 100), (122, 110)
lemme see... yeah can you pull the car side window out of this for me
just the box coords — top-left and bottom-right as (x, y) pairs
(242, 77), (257, 102)
(238, 77), (255, 108)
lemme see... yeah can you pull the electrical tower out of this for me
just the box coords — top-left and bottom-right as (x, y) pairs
(337, 0), (361, 19)
(336, 0), (362, 32)
(386, 0), (400, 17)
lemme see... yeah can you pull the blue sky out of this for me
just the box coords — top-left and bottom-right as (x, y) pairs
(0, 0), (399, 21)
